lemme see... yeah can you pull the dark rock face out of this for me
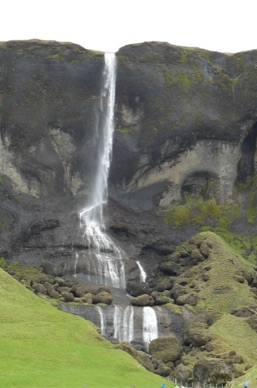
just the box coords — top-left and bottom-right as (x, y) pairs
(0, 40), (104, 271)
(3, 39), (257, 279)
(111, 42), (257, 210)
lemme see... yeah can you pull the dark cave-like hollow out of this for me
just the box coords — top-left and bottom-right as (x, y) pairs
(237, 122), (257, 182)
(181, 171), (219, 201)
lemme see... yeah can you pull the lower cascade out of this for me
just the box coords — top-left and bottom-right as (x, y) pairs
(96, 306), (106, 337)
(59, 303), (167, 353)
(114, 305), (134, 343)
(143, 307), (158, 351)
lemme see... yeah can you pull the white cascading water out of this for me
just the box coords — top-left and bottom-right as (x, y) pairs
(74, 252), (79, 278)
(96, 306), (106, 337)
(123, 305), (134, 342)
(114, 305), (134, 343)
(79, 53), (126, 289)
(136, 260), (147, 282)
(143, 307), (158, 352)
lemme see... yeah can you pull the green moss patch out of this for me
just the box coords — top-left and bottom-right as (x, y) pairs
(162, 195), (240, 228)
(182, 232), (256, 313)
(0, 257), (48, 283)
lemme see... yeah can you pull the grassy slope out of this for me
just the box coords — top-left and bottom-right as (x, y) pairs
(211, 315), (257, 388)
(0, 269), (173, 388)
(185, 232), (257, 387)
(188, 232), (256, 312)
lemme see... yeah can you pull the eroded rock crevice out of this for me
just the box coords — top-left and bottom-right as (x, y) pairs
(237, 122), (257, 181)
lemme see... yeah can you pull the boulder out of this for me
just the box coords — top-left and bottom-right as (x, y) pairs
(149, 335), (183, 363)
(47, 289), (60, 299)
(93, 291), (113, 305)
(62, 292), (74, 302)
(190, 249), (204, 262)
(159, 261), (181, 276)
(72, 283), (89, 297)
(33, 283), (46, 294)
(176, 292), (198, 306)
(126, 279), (148, 297)
(43, 281), (56, 295)
(82, 292), (94, 304)
(184, 318), (211, 347)
(155, 295), (174, 305)
(224, 350), (244, 364)
(199, 242), (210, 258)
(170, 283), (188, 301)
(151, 278), (172, 292)
(171, 363), (192, 382)
(193, 359), (233, 385)
(246, 314), (257, 332)
(131, 294), (154, 307)
(155, 364), (172, 377)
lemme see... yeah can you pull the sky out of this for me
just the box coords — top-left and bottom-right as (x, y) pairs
(1, 0), (257, 54)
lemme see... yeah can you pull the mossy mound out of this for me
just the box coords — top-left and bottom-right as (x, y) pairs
(156, 231), (257, 314)
(145, 231), (257, 384)
(188, 232), (256, 313)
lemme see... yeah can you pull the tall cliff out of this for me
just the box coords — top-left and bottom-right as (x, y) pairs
(112, 42), (257, 210)
(0, 40), (105, 271)
(0, 39), (256, 277)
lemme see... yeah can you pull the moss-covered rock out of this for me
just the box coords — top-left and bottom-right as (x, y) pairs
(184, 316), (211, 347)
(62, 292), (74, 302)
(93, 291), (113, 305)
(159, 261), (181, 275)
(149, 335), (183, 363)
(171, 363), (192, 382)
(116, 342), (154, 372)
(193, 359), (233, 385)
(33, 283), (46, 294)
(82, 292), (94, 304)
(131, 294), (154, 306)
(154, 295), (174, 305)
(176, 292), (198, 306)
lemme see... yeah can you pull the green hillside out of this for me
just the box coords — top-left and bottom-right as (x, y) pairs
(0, 268), (173, 388)
(169, 232), (257, 387)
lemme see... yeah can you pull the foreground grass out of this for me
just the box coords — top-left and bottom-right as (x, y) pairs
(0, 269), (173, 388)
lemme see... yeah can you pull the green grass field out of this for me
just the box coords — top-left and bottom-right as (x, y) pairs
(0, 268), (173, 388)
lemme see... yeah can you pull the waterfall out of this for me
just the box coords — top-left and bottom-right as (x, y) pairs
(123, 305), (134, 343)
(74, 252), (78, 278)
(113, 306), (122, 340)
(96, 306), (106, 336)
(114, 305), (134, 343)
(136, 260), (147, 282)
(79, 53), (126, 289)
(143, 307), (158, 352)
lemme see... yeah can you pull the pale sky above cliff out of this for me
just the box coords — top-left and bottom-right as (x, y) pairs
(1, 0), (257, 54)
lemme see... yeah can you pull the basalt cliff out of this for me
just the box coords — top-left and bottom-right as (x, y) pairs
(1, 40), (257, 385)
